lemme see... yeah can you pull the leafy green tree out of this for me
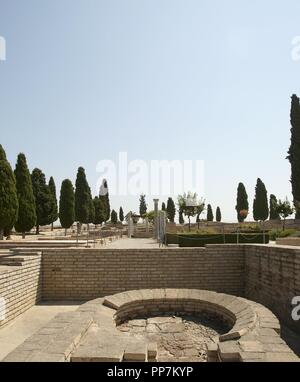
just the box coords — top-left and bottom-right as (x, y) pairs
(59, 179), (75, 235)
(119, 207), (124, 222)
(216, 207), (221, 222)
(14, 153), (36, 238)
(93, 196), (106, 226)
(287, 94), (300, 218)
(139, 194), (147, 217)
(269, 194), (280, 220)
(0, 145), (18, 239)
(178, 192), (205, 231)
(31, 168), (53, 234)
(111, 209), (118, 224)
(235, 183), (249, 222)
(161, 202), (166, 211)
(166, 197), (176, 222)
(48, 176), (58, 231)
(207, 204), (214, 221)
(277, 198), (294, 230)
(75, 167), (90, 227)
(253, 178), (269, 222)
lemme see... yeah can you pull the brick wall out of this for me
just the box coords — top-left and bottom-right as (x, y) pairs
(42, 245), (245, 300)
(0, 253), (42, 328)
(245, 245), (300, 334)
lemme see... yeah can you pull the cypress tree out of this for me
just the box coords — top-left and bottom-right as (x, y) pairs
(75, 167), (90, 226)
(111, 209), (118, 224)
(0, 144), (6, 160)
(59, 179), (75, 235)
(166, 197), (176, 222)
(31, 168), (53, 234)
(207, 204), (214, 221)
(179, 211), (184, 224)
(161, 202), (166, 211)
(0, 146), (18, 239)
(269, 194), (280, 220)
(93, 196), (105, 226)
(14, 153), (36, 238)
(48, 176), (58, 231)
(119, 207), (124, 222)
(216, 207), (221, 222)
(105, 180), (110, 222)
(99, 179), (110, 223)
(253, 178), (269, 222)
(139, 194), (147, 217)
(87, 186), (95, 225)
(235, 183), (249, 222)
(287, 94), (300, 218)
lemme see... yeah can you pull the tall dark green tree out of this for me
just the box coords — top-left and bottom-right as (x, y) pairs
(287, 94), (300, 218)
(207, 204), (214, 221)
(253, 178), (269, 222)
(0, 145), (18, 239)
(75, 167), (90, 227)
(99, 179), (110, 222)
(59, 179), (75, 235)
(166, 197), (176, 222)
(179, 211), (184, 224)
(93, 196), (106, 226)
(139, 194), (147, 217)
(31, 168), (53, 234)
(119, 207), (124, 222)
(87, 186), (95, 226)
(161, 202), (166, 211)
(14, 153), (36, 238)
(111, 209), (118, 224)
(235, 183), (249, 222)
(216, 207), (222, 222)
(269, 194), (280, 220)
(48, 176), (58, 231)
(0, 144), (6, 160)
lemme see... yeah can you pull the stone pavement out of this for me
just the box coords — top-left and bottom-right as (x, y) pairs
(0, 302), (81, 360)
(104, 238), (161, 249)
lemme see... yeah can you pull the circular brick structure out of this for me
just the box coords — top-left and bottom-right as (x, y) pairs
(3, 289), (299, 362)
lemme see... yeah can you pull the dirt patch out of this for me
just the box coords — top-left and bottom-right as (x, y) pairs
(118, 314), (229, 362)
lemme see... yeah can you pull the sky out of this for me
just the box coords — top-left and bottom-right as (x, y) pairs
(1, 0), (300, 222)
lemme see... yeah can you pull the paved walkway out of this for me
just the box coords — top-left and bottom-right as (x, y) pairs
(0, 301), (82, 360)
(104, 238), (161, 249)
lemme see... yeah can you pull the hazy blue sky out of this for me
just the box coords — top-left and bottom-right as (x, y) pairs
(1, 0), (300, 222)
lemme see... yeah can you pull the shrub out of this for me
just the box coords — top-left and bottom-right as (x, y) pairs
(165, 233), (269, 247)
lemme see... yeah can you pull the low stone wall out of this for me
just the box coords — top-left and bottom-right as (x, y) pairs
(0, 252), (42, 328)
(276, 237), (300, 246)
(42, 245), (245, 300)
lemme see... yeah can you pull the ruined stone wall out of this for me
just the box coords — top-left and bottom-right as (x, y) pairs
(1, 244), (300, 335)
(244, 245), (300, 334)
(0, 253), (42, 328)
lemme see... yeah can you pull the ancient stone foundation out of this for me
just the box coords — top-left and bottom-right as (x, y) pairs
(0, 244), (300, 361)
(3, 289), (299, 362)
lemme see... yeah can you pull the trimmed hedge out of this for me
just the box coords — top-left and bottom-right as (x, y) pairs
(165, 233), (269, 247)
